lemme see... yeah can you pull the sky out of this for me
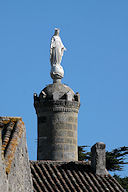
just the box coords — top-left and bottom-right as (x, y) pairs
(0, 1), (128, 176)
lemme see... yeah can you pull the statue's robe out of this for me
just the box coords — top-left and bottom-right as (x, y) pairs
(50, 35), (65, 66)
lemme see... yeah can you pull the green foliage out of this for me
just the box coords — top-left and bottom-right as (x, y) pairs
(78, 146), (128, 190)
(106, 147), (128, 172)
(78, 146), (128, 172)
(78, 146), (91, 161)
(113, 175), (128, 191)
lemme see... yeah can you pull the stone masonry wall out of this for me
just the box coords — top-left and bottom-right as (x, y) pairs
(35, 83), (80, 162)
(38, 111), (78, 161)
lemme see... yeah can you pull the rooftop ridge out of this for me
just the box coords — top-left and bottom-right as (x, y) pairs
(30, 160), (90, 164)
(0, 116), (22, 121)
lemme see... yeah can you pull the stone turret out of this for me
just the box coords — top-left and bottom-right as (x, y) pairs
(34, 82), (80, 161)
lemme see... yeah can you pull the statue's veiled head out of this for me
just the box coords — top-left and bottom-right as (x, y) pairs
(54, 28), (60, 36)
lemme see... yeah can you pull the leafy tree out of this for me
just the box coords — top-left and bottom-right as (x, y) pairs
(106, 146), (128, 171)
(78, 146), (128, 191)
(78, 146), (91, 161)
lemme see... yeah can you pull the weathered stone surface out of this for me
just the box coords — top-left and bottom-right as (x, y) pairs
(0, 131), (8, 192)
(66, 91), (73, 101)
(52, 91), (60, 101)
(37, 111), (78, 161)
(39, 83), (75, 100)
(91, 142), (109, 176)
(0, 117), (33, 192)
(35, 82), (80, 161)
(7, 126), (33, 192)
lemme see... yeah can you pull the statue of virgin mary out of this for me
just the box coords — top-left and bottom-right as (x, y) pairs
(50, 28), (66, 81)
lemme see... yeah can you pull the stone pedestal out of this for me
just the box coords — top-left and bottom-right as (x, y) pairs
(34, 83), (80, 161)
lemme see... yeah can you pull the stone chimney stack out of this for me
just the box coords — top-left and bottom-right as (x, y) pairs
(91, 142), (108, 175)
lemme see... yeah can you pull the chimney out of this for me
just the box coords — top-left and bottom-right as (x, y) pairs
(91, 142), (108, 175)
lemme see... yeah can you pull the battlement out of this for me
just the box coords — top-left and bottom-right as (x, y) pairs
(34, 90), (80, 102)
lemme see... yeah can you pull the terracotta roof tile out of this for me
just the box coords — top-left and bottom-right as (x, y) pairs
(0, 117), (24, 173)
(30, 161), (124, 192)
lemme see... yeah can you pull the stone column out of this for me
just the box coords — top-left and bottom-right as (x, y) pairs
(34, 83), (80, 161)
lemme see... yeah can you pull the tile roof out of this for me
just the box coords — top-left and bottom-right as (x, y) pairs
(0, 117), (24, 173)
(30, 161), (124, 192)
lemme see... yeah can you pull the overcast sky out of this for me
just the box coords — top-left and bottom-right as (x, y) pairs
(0, 0), (128, 176)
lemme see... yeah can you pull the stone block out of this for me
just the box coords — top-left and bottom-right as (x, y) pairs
(52, 151), (63, 160)
(67, 131), (74, 137)
(65, 138), (73, 144)
(53, 137), (65, 144)
(52, 144), (64, 151)
(52, 92), (60, 101)
(72, 124), (77, 130)
(64, 144), (76, 152)
(73, 139), (77, 145)
(54, 130), (67, 137)
(63, 152), (77, 161)
(66, 91), (73, 101)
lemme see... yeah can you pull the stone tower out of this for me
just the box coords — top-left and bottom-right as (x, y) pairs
(34, 29), (80, 161)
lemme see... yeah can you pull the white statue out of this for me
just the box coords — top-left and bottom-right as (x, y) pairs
(50, 28), (66, 82)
